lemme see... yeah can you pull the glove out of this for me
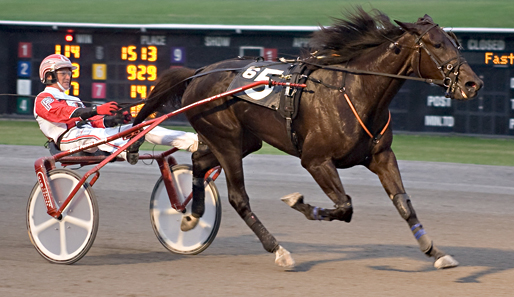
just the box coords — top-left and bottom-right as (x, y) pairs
(96, 101), (119, 115)
(103, 111), (133, 127)
(121, 111), (132, 124)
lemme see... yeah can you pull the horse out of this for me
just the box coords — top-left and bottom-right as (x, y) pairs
(133, 8), (483, 270)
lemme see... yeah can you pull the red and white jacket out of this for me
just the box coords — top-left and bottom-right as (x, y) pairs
(34, 86), (107, 142)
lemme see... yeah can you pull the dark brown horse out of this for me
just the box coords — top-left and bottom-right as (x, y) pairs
(134, 9), (482, 270)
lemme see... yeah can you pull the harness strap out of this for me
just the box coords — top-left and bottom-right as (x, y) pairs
(306, 76), (391, 144)
(276, 63), (312, 155)
(414, 23), (439, 44)
(302, 61), (446, 86)
(343, 92), (391, 144)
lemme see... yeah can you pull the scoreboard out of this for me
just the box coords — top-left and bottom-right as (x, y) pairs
(1, 21), (514, 136)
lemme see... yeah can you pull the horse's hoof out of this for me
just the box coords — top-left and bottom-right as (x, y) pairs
(180, 215), (199, 232)
(275, 245), (295, 271)
(126, 151), (139, 165)
(281, 192), (304, 208)
(434, 255), (459, 269)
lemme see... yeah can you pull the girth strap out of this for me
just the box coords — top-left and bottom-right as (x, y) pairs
(278, 63), (312, 155)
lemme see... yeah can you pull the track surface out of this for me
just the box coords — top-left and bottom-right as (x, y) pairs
(1, 145), (514, 296)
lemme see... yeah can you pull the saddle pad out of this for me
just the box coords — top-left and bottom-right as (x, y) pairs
(227, 61), (296, 110)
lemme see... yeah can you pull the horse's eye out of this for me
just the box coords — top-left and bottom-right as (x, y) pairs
(434, 43), (442, 49)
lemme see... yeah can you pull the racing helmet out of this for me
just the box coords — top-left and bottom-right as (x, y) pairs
(39, 54), (77, 84)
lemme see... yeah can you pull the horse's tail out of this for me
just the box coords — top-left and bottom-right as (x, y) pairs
(133, 67), (196, 125)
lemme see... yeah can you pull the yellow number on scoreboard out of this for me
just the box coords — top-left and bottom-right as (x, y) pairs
(72, 63), (80, 78)
(130, 85), (147, 99)
(65, 82), (80, 96)
(55, 45), (80, 58)
(126, 65), (157, 81)
(121, 45), (137, 61)
(121, 46), (157, 62)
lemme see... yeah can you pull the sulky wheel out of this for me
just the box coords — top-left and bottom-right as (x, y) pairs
(27, 169), (98, 264)
(149, 164), (221, 255)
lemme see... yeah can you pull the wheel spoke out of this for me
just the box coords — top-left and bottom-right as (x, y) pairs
(63, 214), (92, 229)
(154, 207), (181, 216)
(175, 186), (187, 202)
(32, 216), (58, 234)
(176, 228), (185, 246)
(59, 220), (69, 257)
(197, 218), (212, 230)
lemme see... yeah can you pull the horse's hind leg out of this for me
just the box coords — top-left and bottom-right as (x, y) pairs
(182, 133), (262, 230)
(180, 142), (221, 231)
(180, 136), (258, 231)
(367, 148), (458, 269)
(182, 131), (295, 269)
(211, 131), (295, 269)
(282, 157), (353, 222)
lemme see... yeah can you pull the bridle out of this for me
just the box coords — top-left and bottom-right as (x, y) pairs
(411, 23), (467, 98)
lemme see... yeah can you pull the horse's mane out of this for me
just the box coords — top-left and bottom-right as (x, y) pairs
(305, 7), (405, 64)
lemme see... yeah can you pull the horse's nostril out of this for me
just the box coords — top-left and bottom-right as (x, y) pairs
(465, 81), (477, 90)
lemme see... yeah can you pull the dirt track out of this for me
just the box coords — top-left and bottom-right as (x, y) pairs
(1, 145), (514, 296)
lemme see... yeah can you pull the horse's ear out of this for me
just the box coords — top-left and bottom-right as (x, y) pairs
(417, 14), (434, 24)
(394, 20), (418, 33)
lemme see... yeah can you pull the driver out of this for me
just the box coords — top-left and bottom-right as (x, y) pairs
(34, 54), (198, 162)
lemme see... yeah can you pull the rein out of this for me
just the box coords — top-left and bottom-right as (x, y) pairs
(301, 60), (446, 86)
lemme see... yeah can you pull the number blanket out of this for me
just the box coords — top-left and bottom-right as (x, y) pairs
(226, 61), (297, 110)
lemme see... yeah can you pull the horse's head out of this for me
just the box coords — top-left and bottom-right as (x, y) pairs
(395, 15), (483, 100)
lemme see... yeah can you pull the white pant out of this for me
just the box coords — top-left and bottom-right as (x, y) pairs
(59, 124), (197, 158)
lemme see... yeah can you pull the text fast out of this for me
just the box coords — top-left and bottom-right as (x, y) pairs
(485, 52), (514, 65)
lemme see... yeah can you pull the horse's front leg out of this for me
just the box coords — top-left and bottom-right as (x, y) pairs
(367, 148), (458, 269)
(282, 157), (353, 222)
(181, 133), (263, 231)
